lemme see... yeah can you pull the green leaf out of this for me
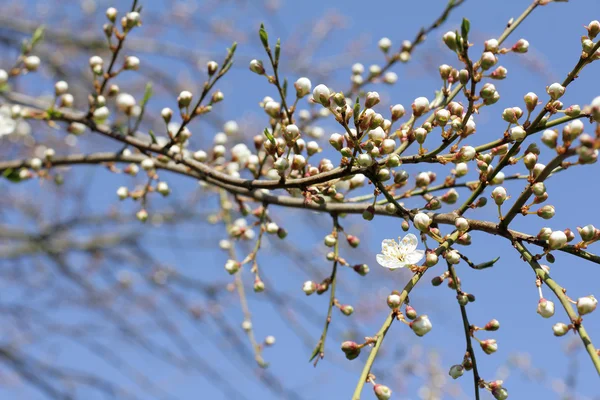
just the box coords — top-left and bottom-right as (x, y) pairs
(141, 82), (153, 107)
(454, 30), (464, 53)
(148, 129), (157, 144)
(275, 38), (281, 65)
(259, 23), (269, 50)
(461, 18), (470, 42)
(282, 78), (288, 98)
(263, 127), (275, 144)
(473, 256), (499, 270)
(353, 97), (360, 122)
(31, 25), (45, 47)
(2, 168), (22, 183)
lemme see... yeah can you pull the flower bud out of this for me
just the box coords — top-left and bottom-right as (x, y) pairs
(586, 20), (600, 39)
(378, 37), (392, 52)
(124, 56), (140, 70)
(405, 305), (417, 320)
(365, 91), (380, 108)
(480, 52), (497, 70)
(490, 65), (508, 80)
(484, 38), (499, 53)
(302, 281), (316, 295)
(357, 153), (373, 167)
(410, 315), (432, 337)
(116, 93), (136, 114)
(312, 84), (331, 106)
(491, 187), (507, 205)
(577, 295), (597, 315)
(456, 145), (476, 162)
(547, 230), (567, 251)
(512, 38), (529, 53)
(425, 252), (438, 267)
(412, 97), (430, 117)
(480, 339), (498, 354)
(541, 129), (558, 149)
(458, 68), (470, 84)
(485, 319), (500, 331)
(294, 77), (311, 98)
(547, 83), (565, 100)
(177, 91), (193, 107)
(492, 387), (509, 400)
(324, 234), (337, 247)
(374, 384), (392, 400)
(445, 250), (460, 265)
(578, 224), (597, 242)
(353, 264), (369, 276)
(340, 305), (354, 316)
(24, 55), (41, 71)
(553, 322), (570, 337)
(413, 213), (431, 232)
(443, 31), (458, 51)
(391, 104), (405, 121)
(249, 59), (265, 74)
(449, 365), (464, 379)
(510, 126), (526, 142)
(454, 217), (469, 232)
(537, 205), (555, 220)
(136, 209), (148, 222)
(537, 298), (555, 318)
(341, 341), (361, 360)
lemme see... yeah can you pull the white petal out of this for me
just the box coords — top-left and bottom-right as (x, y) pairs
(381, 239), (398, 254)
(399, 233), (418, 253)
(405, 249), (425, 265)
(376, 254), (404, 270)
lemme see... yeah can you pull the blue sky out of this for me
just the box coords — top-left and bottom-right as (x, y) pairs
(1, 0), (600, 399)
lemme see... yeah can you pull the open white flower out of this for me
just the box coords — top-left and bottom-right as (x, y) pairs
(376, 233), (424, 270)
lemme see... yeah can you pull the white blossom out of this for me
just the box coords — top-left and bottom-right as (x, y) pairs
(376, 233), (424, 270)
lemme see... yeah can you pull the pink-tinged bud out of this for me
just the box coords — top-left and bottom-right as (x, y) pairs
(423, 252), (437, 267)
(413, 212), (431, 232)
(537, 227), (552, 241)
(302, 281), (316, 295)
(412, 97), (430, 117)
(512, 38), (529, 53)
(340, 305), (354, 316)
(225, 259), (241, 274)
(537, 298), (555, 318)
(410, 315), (432, 337)
(578, 224), (597, 241)
(541, 129), (558, 148)
(365, 91), (381, 108)
(449, 364), (464, 379)
(312, 84), (331, 106)
(553, 322), (570, 337)
(537, 205), (556, 220)
(547, 230), (567, 250)
(491, 187), (507, 205)
(586, 20), (600, 39)
(564, 104), (581, 117)
(454, 217), (469, 232)
(249, 59), (265, 75)
(177, 90), (193, 107)
(577, 295), (597, 315)
(510, 126), (526, 141)
(480, 339), (498, 354)
(490, 65), (507, 80)
(387, 292), (402, 309)
(443, 31), (458, 51)
(456, 145), (476, 162)
(523, 153), (537, 170)
(480, 52), (497, 70)
(484, 38), (499, 53)
(390, 104), (405, 121)
(405, 305), (417, 320)
(374, 384), (392, 400)
(435, 109), (450, 126)
(532, 182), (546, 197)
(328, 133), (344, 151)
(445, 250), (460, 264)
(362, 205), (375, 221)
(547, 83), (565, 100)
(492, 387), (509, 400)
(485, 319), (500, 331)
(341, 341), (361, 360)
(524, 92), (538, 113)
(346, 235), (360, 248)
(502, 107), (521, 123)
(294, 77), (311, 98)
(253, 279), (265, 293)
(353, 264), (369, 276)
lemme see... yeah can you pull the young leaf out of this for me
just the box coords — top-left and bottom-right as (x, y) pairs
(275, 38), (281, 65)
(259, 23), (269, 50)
(2, 168), (22, 183)
(31, 26), (45, 47)
(263, 127), (275, 144)
(141, 82), (153, 107)
(148, 129), (157, 144)
(461, 18), (470, 42)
